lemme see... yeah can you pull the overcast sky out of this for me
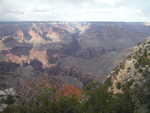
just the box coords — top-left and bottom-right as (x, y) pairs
(0, 0), (150, 21)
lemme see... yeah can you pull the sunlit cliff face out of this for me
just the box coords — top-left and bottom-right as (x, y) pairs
(47, 28), (61, 42)
(5, 49), (58, 68)
(13, 23), (90, 45)
(0, 40), (7, 51)
(29, 49), (49, 68)
(16, 29), (24, 42)
(29, 28), (47, 45)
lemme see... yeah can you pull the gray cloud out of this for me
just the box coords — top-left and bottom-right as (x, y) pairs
(0, 0), (149, 21)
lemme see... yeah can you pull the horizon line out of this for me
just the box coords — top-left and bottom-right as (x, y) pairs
(0, 21), (148, 23)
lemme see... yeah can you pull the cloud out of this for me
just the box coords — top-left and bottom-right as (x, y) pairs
(0, 0), (149, 21)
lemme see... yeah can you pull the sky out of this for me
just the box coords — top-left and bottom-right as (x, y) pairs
(0, 0), (150, 21)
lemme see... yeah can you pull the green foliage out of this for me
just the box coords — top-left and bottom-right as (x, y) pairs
(4, 95), (15, 105)
(116, 82), (121, 89)
(83, 84), (135, 113)
(83, 84), (112, 113)
(122, 80), (134, 92)
(104, 77), (112, 88)
(110, 93), (135, 113)
(55, 96), (82, 113)
(2, 82), (143, 113)
(83, 80), (101, 91)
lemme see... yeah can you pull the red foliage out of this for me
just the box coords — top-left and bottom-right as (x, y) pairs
(60, 85), (82, 97)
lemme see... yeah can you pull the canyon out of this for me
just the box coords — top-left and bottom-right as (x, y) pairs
(0, 22), (150, 89)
